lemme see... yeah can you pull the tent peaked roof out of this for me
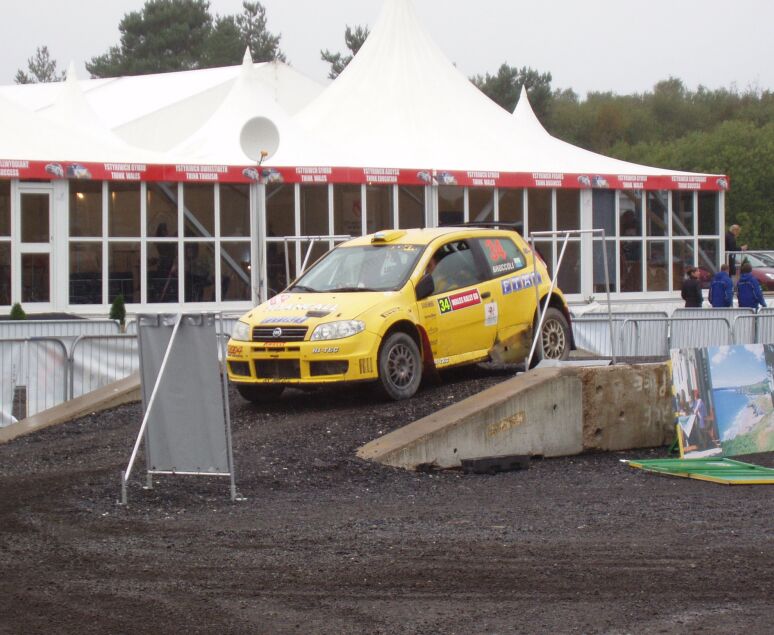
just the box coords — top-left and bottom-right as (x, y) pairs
(0, 91), (144, 163)
(509, 87), (701, 176)
(511, 86), (550, 140)
(39, 63), (123, 141)
(296, 0), (515, 169)
(168, 49), (323, 165)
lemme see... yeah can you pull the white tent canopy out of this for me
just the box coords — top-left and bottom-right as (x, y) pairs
(291, 0), (718, 180)
(167, 50), (327, 166)
(0, 90), (149, 164)
(509, 86), (685, 175)
(292, 0), (518, 170)
(0, 0), (724, 187)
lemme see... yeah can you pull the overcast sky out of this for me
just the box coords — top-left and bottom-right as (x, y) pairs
(2, 0), (772, 96)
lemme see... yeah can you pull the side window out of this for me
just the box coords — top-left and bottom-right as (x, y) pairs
(475, 237), (527, 278)
(426, 240), (487, 295)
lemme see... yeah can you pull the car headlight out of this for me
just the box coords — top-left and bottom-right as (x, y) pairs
(231, 321), (251, 342)
(311, 320), (365, 341)
(766, 273), (774, 280)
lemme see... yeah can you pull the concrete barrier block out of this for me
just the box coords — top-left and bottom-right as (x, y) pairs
(579, 363), (673, 451)
(357, 368), (584, 470)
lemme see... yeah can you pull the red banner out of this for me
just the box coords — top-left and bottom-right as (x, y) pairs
(0, 159), (729, 191)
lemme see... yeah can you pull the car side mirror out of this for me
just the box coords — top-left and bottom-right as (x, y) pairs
(415, 274), (435, 301)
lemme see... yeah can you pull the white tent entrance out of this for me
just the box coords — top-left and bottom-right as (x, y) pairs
(120, 313), (238, 504)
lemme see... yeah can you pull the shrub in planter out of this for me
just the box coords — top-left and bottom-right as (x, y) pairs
(10, 303), (26, 320)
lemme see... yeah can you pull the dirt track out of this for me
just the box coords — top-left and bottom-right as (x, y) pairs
(0, 366), (772, 634)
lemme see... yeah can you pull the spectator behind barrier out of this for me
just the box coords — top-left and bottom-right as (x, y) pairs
(681, 267), (703, 308)
(736, 262), (767, 310)
(725, 224), (747, 276)
(709, 264), (734, 308)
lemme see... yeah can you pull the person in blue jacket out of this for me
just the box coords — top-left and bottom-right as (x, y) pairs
(709, 264), (734, 307)
(736, 262), (767, 309)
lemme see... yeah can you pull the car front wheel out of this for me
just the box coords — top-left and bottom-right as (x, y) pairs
(377, 332), (422, 400)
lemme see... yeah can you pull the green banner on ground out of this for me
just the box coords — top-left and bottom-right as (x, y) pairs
(627, 457), (774, 485)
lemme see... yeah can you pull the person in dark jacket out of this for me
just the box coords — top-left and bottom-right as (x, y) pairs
(736, 262), (767, 309)
(681, 267), (703, 308)
(709, 264), (734, 307)
(725, 224), (747, 276)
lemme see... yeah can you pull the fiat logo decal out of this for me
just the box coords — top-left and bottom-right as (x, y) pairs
(272, 328), (283, 338)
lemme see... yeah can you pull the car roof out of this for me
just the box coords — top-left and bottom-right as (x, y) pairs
(342, 226), (524, 248)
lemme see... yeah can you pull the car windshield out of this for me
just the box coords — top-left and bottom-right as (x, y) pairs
(289, 244), (424, 293)
(744, 253), (774, 268)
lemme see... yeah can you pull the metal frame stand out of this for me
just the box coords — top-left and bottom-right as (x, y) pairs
(526, 229), (615, 368)
(119, 313), (240, 505)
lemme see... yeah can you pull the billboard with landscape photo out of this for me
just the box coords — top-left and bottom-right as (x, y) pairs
(671, 344), (774, 458)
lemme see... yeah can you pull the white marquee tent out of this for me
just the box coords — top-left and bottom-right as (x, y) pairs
(0, 0), (726, 188)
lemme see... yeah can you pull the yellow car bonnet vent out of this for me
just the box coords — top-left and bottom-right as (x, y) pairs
(372, 230), (407, 243)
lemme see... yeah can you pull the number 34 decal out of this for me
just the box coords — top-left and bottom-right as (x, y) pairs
(485, 239), (508, 261)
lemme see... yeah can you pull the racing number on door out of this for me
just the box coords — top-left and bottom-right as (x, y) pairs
(438, 297), (452, 313)
(486, 239), (508, 262)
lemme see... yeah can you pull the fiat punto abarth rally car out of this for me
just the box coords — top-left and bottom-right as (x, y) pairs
(227, 227), (573, 401)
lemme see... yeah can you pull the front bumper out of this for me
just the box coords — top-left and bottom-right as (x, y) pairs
(226, 331), (382, 386)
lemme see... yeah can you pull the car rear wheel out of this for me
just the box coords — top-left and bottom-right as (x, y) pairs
(236, 384), (285, 403)
(378, 332), (422, 400)
(536, 307), (571, 362)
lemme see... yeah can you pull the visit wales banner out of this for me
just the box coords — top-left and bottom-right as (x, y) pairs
(671, 344), (774, 458)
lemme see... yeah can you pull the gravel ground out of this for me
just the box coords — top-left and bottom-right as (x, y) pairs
(0, 365), (772, 634)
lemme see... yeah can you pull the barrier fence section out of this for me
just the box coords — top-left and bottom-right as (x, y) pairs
(573, 309), (774, 358)
(1, 315), (238, 427)
(618, 317), (671, 357)
(0, 320), (121, 339)
(571, 312), (668, 356)
(672, 308), (756, 345)
(70, 335), (141, 399)
(0, 338), (68, 426)
(757, 312), (774, 344)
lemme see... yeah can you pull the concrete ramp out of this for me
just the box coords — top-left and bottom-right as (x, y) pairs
(358, 364), (673, 470)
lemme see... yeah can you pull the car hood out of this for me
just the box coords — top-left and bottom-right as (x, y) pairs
(240, 291), (404, 328)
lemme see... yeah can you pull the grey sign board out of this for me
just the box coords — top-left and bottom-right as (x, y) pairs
(137, 313), (231, 474)
(121, 313), (237, 504)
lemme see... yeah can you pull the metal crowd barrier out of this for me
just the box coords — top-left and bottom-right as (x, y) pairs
(570, 312), (669, 356)
(756, 313), (774, 343)
(0, 338), (69, 425)
(1, 336), (137, 426)
(669, 316), (733, 349)
(1, 315), (240, 426)
(573, 309), (774, 359)
(618, 317), (671, 357)
(70, 335), (140, 399)
(0, 319), (121, 339)
(671, 308), (756, 347)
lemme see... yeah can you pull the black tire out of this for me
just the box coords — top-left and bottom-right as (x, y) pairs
(236, 383), (285, 403)
(377, 332), (422, 400)
(535, 307), (571, 363)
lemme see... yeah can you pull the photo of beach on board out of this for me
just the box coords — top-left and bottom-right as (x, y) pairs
(671, 344), (774, 458)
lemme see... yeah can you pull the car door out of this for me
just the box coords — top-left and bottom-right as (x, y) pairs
(471, 235), (538, 363)
(421, 238), (495, 364)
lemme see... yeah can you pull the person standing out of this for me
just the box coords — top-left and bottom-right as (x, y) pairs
(736, 262), (767, 309)
(681, 267), (703, 308)
(725, 224), (747, 276)
(709, 264), (734, 307)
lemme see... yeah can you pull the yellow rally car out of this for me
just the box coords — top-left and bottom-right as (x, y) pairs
(227, 227), (573, 401)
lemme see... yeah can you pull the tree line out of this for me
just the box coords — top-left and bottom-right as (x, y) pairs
(15, 0), (773, 248)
